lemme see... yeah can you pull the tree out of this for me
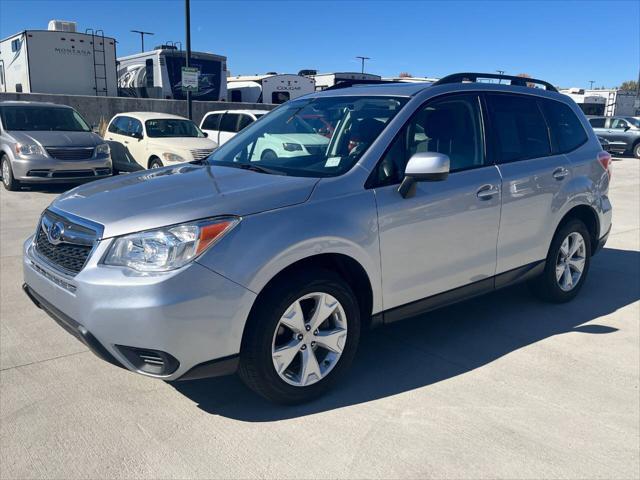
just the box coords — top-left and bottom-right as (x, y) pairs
(399, 72), (413, 78)
(619, 80), (639, 91)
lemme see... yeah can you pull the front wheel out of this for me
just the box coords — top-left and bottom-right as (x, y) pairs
(148, 157), (164, 169)
(1, 156), (19, 191)
(530, 219), (591, 303)
(239, 269), (361, 404)
(633, 142), (640, 159)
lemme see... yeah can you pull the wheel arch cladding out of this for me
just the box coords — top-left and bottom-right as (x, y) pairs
(242, 253), (374, 346)
(557, 205), (599, 253)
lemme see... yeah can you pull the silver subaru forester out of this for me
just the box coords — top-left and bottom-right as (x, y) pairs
(22, 73), (612, 403)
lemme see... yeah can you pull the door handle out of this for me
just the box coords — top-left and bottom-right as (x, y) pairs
(476, 184), (499, 200)
(123, 140), (129, 145)
(552, 167), (569, 180)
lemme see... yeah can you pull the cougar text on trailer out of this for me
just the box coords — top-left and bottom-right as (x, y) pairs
(226, 74), (315, 104)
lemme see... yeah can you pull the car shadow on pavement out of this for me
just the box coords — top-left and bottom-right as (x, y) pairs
(171, 247), (639, 421)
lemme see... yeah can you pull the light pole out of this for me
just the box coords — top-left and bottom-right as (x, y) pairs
(356, 56), (370, 74)
(131, 30), (154, 52)
(185, 0), (192, 120)
(589, 80), (595, 89)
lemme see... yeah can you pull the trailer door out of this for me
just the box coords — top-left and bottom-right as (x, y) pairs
(0, 61), (5, 92)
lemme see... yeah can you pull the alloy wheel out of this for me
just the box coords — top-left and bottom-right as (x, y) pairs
(555, 231), (586, 292)
(1, 160), (9, 186)
(271, 292), (348, 387)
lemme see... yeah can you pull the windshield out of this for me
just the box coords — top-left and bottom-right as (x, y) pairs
(0, 106), (91, 132)
(206, 96), (408, 177)
(145, 119), (205, 138)
(625, 117), (640, 128)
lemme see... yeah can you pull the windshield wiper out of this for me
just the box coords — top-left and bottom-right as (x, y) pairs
(233, 163), (286, 175)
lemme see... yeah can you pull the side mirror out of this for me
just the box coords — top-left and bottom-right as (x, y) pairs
(203, 131), (209, 137)
(131, 131), (143, 140)
(623, 126), (631, 132)
(398, 152), (450, 198)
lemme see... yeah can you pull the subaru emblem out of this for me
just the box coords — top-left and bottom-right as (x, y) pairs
(48, 221), (65, 245)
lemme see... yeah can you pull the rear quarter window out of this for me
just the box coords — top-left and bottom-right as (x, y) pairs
(589, 118), (606, 128)
(540, 99), (588, 153)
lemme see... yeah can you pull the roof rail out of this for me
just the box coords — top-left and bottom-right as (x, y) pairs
(324, 79), (398, 91)
(433, 72), (558, 92)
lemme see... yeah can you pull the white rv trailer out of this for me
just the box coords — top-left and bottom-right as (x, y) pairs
(226, 74), (314, 104)
(312, 72), (382, 91)
(383, 76), (440, 83)
(0, 21), (117, 96)
(560, 87), (639, 116)
(561, 88), (608, 116)
(118, 46), (227, 101)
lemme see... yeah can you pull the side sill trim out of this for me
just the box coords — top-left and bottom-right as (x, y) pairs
(377, 261), (544, 325)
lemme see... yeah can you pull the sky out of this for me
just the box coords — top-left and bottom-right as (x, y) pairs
(1, 0), (638, 88)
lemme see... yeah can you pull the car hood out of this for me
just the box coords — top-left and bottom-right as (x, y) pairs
(52, 164), (319, 238)
(147, 136), (218, 151)
(7, 130), (104, 147)
(264, 133), (330, 145)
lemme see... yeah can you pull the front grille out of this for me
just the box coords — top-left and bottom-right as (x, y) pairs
(304, 144), (325, 156)
(190, 148), (215, 161)
(34, 210), (99, 276)
(50, 170), (95, 178)
(35, 228), (92, 274)
(46, 147), (95, 160)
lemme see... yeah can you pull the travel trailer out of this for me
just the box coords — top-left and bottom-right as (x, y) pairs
(0, 20), (117, 96)
(117, 46), (227, 101)
(561, 87), (639, 117)
(312, 72), (382, 91)
(227, 74), (315, 104)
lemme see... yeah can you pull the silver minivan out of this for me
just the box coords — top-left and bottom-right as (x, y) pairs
(0, 101), (112, 190)
(22, 73), (612, 403)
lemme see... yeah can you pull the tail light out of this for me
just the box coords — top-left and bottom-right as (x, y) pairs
(597, 151), (612, 178)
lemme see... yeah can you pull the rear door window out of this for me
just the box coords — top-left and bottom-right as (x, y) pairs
(589, 118), (606, 128)
(486, 94), (551, 163)
(540, 99), (588, 153)
(238, 114), (254, 131)
(220, 113), (239, 133)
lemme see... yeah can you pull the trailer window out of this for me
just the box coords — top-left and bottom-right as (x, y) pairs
(272, 91), (290, 104)
(11, 39), (21, 52)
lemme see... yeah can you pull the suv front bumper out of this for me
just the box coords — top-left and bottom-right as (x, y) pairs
(22, 236), (256, 381)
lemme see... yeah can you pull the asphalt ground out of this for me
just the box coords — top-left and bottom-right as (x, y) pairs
(1, 157), (638, 479)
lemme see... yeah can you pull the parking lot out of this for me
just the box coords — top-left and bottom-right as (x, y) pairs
(0, 157), (638, 479)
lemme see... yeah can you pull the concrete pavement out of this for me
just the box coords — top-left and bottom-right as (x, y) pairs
(1, 158), (638, 479)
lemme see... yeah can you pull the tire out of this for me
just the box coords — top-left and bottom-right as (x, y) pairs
(260, 149), (277, 161)
(148, 157), (164, 169)
(530, 219), (591, 303)
(239, 268), (361, 404)
(633, 142), (640, 159)
(1, 155), (19, 191)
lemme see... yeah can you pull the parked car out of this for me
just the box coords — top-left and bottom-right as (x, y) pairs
(200, 110), (268, 145)
(105, 112), (217, 170)
(23, 73), (612, 404)
(0, 101), (112, 191)
(588, 116), (640, 158)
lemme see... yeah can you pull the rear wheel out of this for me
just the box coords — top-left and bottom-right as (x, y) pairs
(148, 157), (164, 169)
(239, 269), (360, 404)
(1, 156), (19, 191)
(530, 219), (591, 303)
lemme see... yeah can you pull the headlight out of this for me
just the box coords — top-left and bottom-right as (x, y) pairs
(95, 143), (110, 156)
(283, 143), (302, 152)
(103, 217), (240, 272)
(162, 152), (186, 162)
(15, 143), (43, 156)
